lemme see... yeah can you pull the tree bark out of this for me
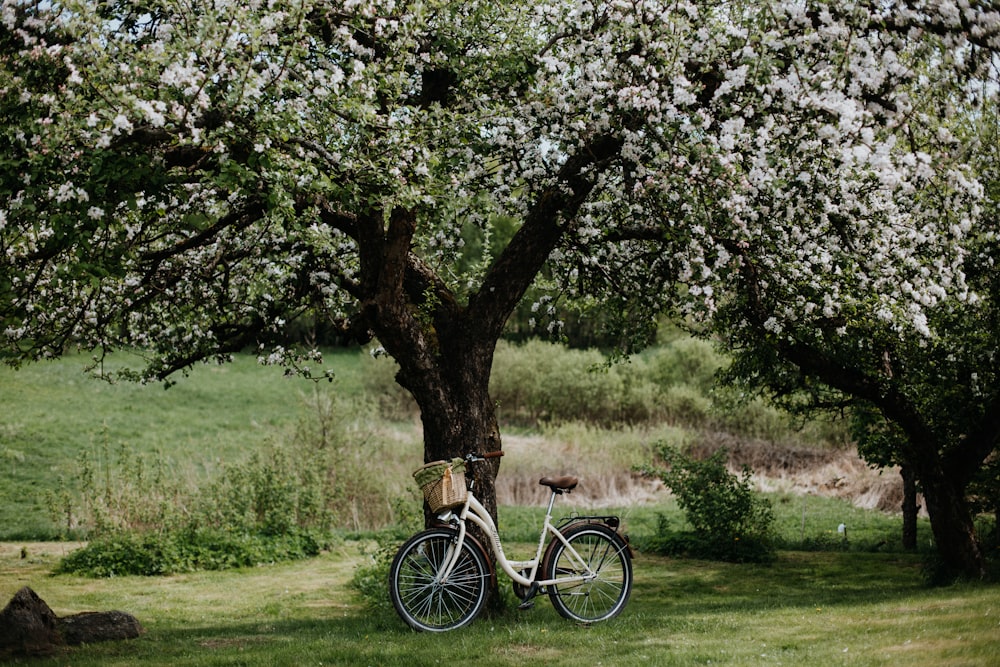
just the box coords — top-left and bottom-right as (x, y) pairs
(402, 339), (504, 521)
(387, 334), (504, 609)
(769, 337), (989, 579)
(901, 466), (918, 552)
(917, 464), (986, 580)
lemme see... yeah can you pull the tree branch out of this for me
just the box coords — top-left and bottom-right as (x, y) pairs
(139, 199), (267, 266)
(467, 133), (625, 341)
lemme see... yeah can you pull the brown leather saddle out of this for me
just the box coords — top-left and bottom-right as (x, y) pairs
(539, 475), (578, 493)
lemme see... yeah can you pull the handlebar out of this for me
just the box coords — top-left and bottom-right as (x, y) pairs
(465, 451), (504, 462)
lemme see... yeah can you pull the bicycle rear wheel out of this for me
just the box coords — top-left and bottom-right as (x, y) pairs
(389, 528), (489, 632)
(543, 523), (632, 623)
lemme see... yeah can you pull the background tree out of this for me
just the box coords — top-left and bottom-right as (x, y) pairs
(703, 11), (1000, 579)
(2, 0), (999, 577)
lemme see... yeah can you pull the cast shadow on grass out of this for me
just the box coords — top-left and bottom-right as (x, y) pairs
(20, 551), (968, 667)
(632, 550), (929, 620)
(18, 615), (414, 666)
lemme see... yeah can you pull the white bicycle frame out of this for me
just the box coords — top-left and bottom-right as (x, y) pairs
(435, 488), (597, 588)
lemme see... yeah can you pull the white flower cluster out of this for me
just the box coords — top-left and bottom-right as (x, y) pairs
(1, 0), (998, 377)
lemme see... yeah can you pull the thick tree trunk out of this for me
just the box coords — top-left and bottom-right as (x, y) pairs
(393, 339), (505, 610)
(410, 352), (503, 524)
(901, 466), (918, 552)
(918, 465), (985, 580)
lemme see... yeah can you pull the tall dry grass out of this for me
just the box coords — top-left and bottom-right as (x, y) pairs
(493, 425), (908, 515)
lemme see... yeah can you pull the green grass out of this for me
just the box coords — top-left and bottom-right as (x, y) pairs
(770, 492), (926, 552)
(2, 542), (998, 666)
(499, 494), (934, 556)
(0, 350), (367, 539)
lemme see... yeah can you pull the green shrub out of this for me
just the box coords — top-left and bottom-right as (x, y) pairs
(614, 359), (660, 423)
(57, 528), (326, 577)
(641, 442), (775, 563)
(54, 438), (334, 576)
(658, 384), (712, 427)
(709, 390), (797, 443)
(199, 447), (330, 537)
(491, 340), (633, 426)
(363, 336), (848, 445)
(57, 532), (178, 577)
(535, 348), (623, 424)
(644, 337), (724, 393)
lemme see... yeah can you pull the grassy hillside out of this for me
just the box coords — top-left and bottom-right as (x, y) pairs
(0, 344), (918, 551)
(0, 350), (368, 539)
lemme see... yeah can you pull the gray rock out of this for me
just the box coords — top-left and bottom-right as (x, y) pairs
(59, 610), (144, 645)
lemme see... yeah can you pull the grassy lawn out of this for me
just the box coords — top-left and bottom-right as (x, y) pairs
(3, 351), (995, 665)
(2, 542), (998, 666)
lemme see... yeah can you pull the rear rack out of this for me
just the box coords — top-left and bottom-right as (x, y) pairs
(556, 515), (620, 531)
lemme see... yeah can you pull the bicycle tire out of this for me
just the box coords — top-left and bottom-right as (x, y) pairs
(388, 528), (490, 632)
(542, 523), (632, 623)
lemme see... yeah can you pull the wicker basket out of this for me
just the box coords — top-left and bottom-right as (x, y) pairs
(413, 459), (468, 513)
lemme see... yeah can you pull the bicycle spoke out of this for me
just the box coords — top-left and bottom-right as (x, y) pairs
(390, 530), (489, 631)
(546, 526), (632, 623)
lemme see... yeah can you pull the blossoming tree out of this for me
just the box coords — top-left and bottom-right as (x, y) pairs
(2, 0), (998, 576)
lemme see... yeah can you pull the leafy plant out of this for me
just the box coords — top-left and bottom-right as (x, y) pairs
(641, 442), (775, 563)
(350, 533), (402, 615)
(56, 528), (325, 577)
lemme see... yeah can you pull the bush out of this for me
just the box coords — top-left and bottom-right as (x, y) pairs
(658, 384), (712, 427)
(490, 340), (647, 426)
(362, 336), (849, 446)
(491, 340), (615, 424)
(57, 528), (325, 577)
(641, 442), (775, 563)
(644, 337), (724, 393)
(350, 533), (402, 615)
(199, 447), (331, 537)
(55, 439), (335, 577)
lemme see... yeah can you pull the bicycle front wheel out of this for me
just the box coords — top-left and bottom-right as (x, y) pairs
(388, 529), (489, 632)
(543, 523), (632, 623)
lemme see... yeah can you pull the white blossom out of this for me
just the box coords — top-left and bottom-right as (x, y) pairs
(111, 114), (133, 135)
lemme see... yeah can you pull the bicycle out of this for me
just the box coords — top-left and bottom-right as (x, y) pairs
(388, 451), (633, 632)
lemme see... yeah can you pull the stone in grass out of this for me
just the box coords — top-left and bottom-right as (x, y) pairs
(59, 609), (145, 645)
(0, 587), (143, 658)
(0, 587), (62, 657)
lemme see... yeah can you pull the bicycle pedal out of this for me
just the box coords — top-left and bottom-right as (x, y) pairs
(517, 581), (540, 610)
